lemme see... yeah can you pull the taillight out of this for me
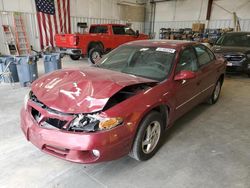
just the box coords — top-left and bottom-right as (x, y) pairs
(73, 36), (79, 46)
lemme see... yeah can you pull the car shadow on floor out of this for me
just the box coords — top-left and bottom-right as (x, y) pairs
(160, 103), (211, 145)
(77, 103), (214, 183)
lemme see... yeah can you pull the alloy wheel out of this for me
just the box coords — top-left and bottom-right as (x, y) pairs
(213, 81), (221, 101)
(142, 121), (161, 154)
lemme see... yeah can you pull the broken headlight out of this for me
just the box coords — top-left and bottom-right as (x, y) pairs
(68, 114), (123, 132)
(24, 90), (31, 110)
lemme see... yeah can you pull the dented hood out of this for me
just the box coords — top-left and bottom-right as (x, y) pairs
(31, 67), (155, 113)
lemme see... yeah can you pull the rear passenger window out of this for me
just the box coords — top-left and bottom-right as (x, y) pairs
(112, 26), (126, 35)
(89, 26), (108, 34)
(194, 45), (214, 66)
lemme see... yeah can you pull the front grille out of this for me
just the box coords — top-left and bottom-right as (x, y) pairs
(42, 118), (68, 130)
(224, 55), (245, 62)
(31, 107), (68, 130)
(226, 66), (243, 72)
(29, 92), (99, 132)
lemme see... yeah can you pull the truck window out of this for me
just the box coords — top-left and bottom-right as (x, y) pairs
(89, 26), (108, 34)
(125, 28), (135, 35)
(112, 26), (126, 35)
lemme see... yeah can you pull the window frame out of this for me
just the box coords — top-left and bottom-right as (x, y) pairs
(89, 26), (108, 34)
(193, 44), (215, 67)
(112, 25), (126, 35)
(175, 46), (199, 74)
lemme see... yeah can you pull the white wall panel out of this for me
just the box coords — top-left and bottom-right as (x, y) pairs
(211, 0), (250, 20)
(101, 0), (112, 18)
(0, 0), (34, 13)
(71, 0), (90, 17)
(90, 0), (101, 18)
(155, 0), (208, 22)
(152, 0), (250, 38)
(155, 1), (175, 22)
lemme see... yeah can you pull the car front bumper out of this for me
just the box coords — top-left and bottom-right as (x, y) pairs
(20, 107), (133, 164)
(226, 62), (250, 74)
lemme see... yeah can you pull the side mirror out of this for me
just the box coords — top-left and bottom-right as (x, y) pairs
(135, 30), (139, 37)
(174, 70), (196, 81)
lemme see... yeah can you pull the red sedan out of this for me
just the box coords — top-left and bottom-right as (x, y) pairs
(21, 40), (226, 163)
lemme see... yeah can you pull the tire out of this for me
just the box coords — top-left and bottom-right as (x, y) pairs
(208, 79), (222, 104)
(70, 55), (81, 60)
(129, 111), (164, 161)
(88, 48), (102, 64)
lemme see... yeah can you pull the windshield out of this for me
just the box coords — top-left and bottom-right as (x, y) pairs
(215, 33), (250, 47)
(98, 46), (176, 81)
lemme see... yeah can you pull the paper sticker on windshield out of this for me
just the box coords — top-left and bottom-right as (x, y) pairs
(156, 48), (176, 53)
(140, 48), (149, 51)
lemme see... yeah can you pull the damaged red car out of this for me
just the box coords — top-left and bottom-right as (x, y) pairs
(21, 40), (226, 163)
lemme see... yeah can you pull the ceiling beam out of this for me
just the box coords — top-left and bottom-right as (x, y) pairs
(206, 0), (213, 20)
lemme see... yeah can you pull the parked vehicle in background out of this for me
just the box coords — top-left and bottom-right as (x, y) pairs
(211, 32), (250, 77)
(21, 40), (226, 164)
(54, 24), (149, 63)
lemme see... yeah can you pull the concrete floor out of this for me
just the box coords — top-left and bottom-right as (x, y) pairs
(0, 58), (249, 188)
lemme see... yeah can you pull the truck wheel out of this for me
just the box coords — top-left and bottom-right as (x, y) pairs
(88, 48), (102, 64)
(129, 111), (164, 161)
(70, 55), (81, 60)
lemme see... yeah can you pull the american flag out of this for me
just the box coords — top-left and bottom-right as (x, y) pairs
(35, 0), (71, 49)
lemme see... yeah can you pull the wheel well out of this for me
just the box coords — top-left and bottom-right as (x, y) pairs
(219, 74), (224, 84)
(130, 104), (170, 151)
(149, 105), (169, 129)
(87, 42), (104, 54)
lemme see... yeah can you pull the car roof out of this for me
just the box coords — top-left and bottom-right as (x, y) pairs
(224, 32), (250, 35)
(125, 40), (197, 50)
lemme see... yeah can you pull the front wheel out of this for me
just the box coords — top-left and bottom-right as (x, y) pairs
(129, 111), (164, 161)
(88, 48), (102, 64)
(208, 79), (222, 104)
(69, 55), (81, 60)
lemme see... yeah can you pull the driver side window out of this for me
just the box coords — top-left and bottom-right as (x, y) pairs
(176, 48), (198, 73)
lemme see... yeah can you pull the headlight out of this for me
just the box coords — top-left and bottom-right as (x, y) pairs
(24, 90), (31, 110)
(69, 114), (123, 132)
(99, 117), (123, 130)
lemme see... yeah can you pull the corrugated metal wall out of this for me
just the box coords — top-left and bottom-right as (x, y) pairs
(151, 19), (250, 39)
(0, 11), (40, 54)
(0, 11), (144, 54)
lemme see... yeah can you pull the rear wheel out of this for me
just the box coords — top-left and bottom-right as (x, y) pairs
(69, 55), (81, 60)
(208, 79), (222, 104)
(88, 48), (102, 64)
(129, 111), (164, 161)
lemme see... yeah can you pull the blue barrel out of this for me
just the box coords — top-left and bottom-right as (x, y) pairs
(15, 55), (38, 87)
(43, 53), (62, 74)
(0, 55), (19, 83)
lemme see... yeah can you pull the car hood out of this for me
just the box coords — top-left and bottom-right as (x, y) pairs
(212, 45), (250, 55)
(31, 67), (156, 114)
